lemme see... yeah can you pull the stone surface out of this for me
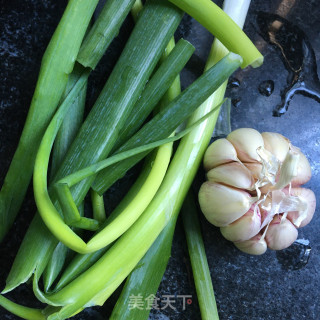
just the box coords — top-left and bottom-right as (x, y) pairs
(0, 0), (319, 319)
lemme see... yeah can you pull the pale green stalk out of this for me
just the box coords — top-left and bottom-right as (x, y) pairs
(182, 191), (219, 320)
(43, 64), (88, 292)
(91, 190), (107, 223)
(109, 35), (181, 320)
(181, 2), (251, 319)
(0, 295), (45, 320)
(36, 56), (241, 320)
(168, 0), (262, 68)
(34, 96), (224, 254)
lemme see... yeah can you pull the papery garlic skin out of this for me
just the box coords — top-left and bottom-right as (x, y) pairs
(243, 162), (262, 180)
(286, 188), (316, 228)
(199, 128), (315, 255)
(261, 132), (290, 162)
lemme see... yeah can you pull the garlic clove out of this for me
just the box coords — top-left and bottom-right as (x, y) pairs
(220, 205), (261, 242)
(291, 150), (312, 186)
(286, 188), (316, 228)
(227, 128), (264, 163)
(198, 182), (252, 227)
(203, 138), (238, 171)
(207, 162), (255, 190)
(261, 132), (290, 162)
(265, 215), (298, 250)
(234, 233), (267, 255)
(244, 162), (263, 180)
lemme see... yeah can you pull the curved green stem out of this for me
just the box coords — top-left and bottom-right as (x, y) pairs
(33, 72), (90, 254)
(36, 36), (241, 320)
(34, 93), (223, 254)
(167, 0), (263, 68)
(86, 143), (173, 251)
(109, 39), (181, 319)
(0, 0), (99, 242)
(0, 295), (45, 320)
(5, 0), (183, 295)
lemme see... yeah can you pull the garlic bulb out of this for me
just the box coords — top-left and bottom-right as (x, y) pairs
(199, 128), (316, 255)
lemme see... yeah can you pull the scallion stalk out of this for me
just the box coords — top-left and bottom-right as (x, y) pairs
(168, 0), (262, 68)
(109, 37), (181, 317)
(4, 0), (184, 293)
(77, 0), (136, 69)
(92, 53), (242, 195)
(0, 295), (45, 320)
(112, 38), (195, 152)
(31, 54), (241, 320)
(52, 14), (181, 293)
(0, 0), (99, 242)
(32, 53), (239, 254)
(182, 190), (219, 320)
(91, 190), (107, 223)
(43, 64), (88, 292)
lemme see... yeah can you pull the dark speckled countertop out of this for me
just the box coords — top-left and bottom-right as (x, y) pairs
(0, 0), (319, 319)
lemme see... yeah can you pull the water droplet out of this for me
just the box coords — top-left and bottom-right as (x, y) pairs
(232, 97), (241, 108)
(276, 239), (311, 270)
(257, 12), (320, 116)
(227, 77), (241, 89)
(258, 80), (274, 96)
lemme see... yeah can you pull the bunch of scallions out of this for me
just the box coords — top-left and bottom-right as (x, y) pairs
(0, 0), (263, 319)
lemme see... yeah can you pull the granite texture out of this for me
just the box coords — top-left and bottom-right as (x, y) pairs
(0, 0), (319, 319)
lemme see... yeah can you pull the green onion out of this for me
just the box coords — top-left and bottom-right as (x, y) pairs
(182, 190), (219, 320)
(0, 295), (45, 320)
(53, 18), (181, 294)
(0, 0), (99, 242)
(109, 34), (181, 320)
(43, 65), (88, 292)
(4, 0), (184, 292)
(168, 0), (263, 68)
(43, 242), (72, 293)
(34, 94), (224, 254)
(29, 56), (241, 320)
(53, 247), (108, 292)
(91, 190), (107, 223)
(112, 38), (195, 152)
(77, 0), (136, 69)
(109, 214), (179, 320)
(30, 100), (225, 309)
(92, 53), (242, 195)
(49, 64), (87, 176)
(51, 0), (183, 206)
